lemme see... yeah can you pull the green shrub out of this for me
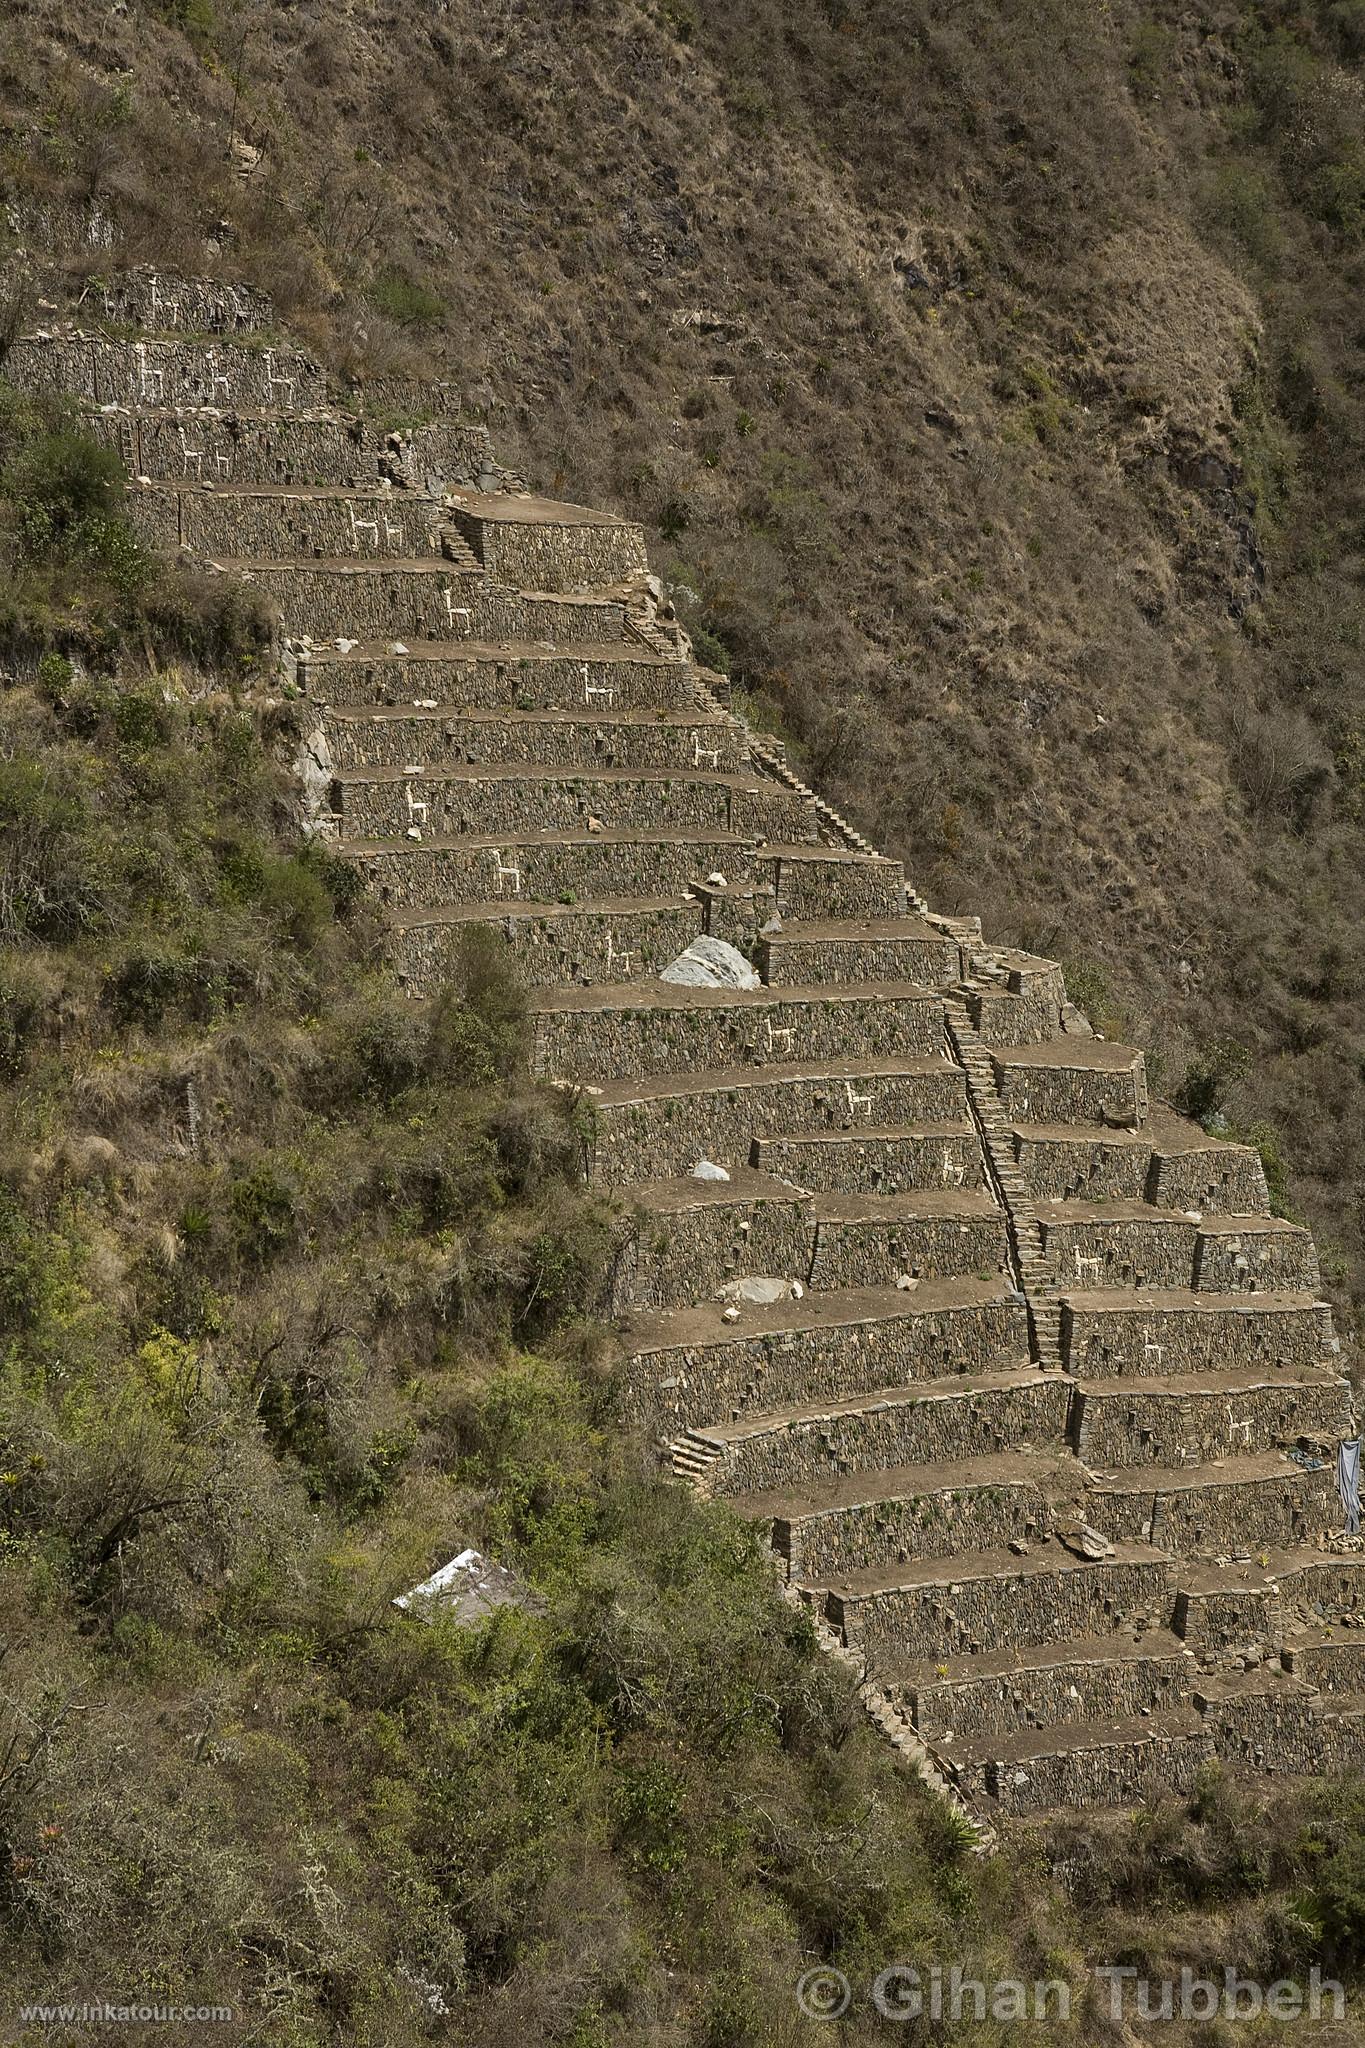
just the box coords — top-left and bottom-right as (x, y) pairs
(367, 272), (445, 328)
(1174, 1037), (1251, 1123)
(228, 1162), (299, 1265)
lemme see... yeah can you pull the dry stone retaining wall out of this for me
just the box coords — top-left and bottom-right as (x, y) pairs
(783, 1476), (1054, 1578)
(328, 712), (745, 775)
(127, 486), (440, 559)
(7, 334), (327, 411)
(908, 1645), (1192, 1742)
(829, 1554), (1173, 1661)
(752, 1128), (985, 1194)
(992, 1049), (1146, 1125)
(759, 850), (905, 920)
(1070, 1375), (1351, 1467)
(352, 835), (743, 909)
(589, 1064), (968, 1181)
(1089, 1468), (1334, 1554)
(250, 566), (631, 643)
(711, 1377), (1072, 1498)
(306, 651), (698, 712)
(613, 1194), (815, 1314)
(759, 931), (960, 986)
(389, 902), (703, 992)
(449, 507), (649, 592)
(533, 989), (944, 1085)
(968, 1727), (1213, 1816)
(807, 1209), (1009, 1289)
(1061, 1296), (1335, 1379)
(333, 767), (762, 840)
(623, 1297), (1030, 1436)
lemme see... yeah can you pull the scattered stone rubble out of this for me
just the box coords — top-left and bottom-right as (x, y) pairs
(20, 277), (1362, 1830)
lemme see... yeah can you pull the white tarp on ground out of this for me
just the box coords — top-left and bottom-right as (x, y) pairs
(394, 1547), (538, 1623)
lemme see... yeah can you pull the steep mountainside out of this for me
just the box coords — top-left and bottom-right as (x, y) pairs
(5, 3), (1365, 2043)
(3, 0), (1363, 1324)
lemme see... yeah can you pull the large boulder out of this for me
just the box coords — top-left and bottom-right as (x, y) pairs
(659, 936), (760, 990)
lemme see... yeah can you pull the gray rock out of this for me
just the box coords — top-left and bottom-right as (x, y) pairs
(692, 1159), (730, 1182)
(719, 1276), (791, 1305)
(660, 936), (761, 990)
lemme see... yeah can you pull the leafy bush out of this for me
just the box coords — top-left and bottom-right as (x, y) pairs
(1174, 1037), (1251, 1124)
(367, 272), (445, 327)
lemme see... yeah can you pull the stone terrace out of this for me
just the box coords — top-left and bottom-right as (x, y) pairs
(24, 284), (1360, 1828)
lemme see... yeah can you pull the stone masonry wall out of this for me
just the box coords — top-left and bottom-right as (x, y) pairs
(758, 933), (960, 987)
(1284, 1639), (1365, 1691)
(388, 902), (703, 992)
(451, 509), (649, 593)
(623, 1297), (1029, 1436)
(1061, 1297), (1335, 1379)
(1014, 1131), (1153, 1203)
(303, 651), (696, 713)
(250, 566), (631, 643)
(1070, 1375), (1352, 1467)
(907, 1645), (1192, 1742)
(967, 961), (1067, 1045)
(1016, 1130), (1270, 1211)
(828, 1554), (1173, 1661)
(1149, 1144), (1271, 1213)
(1040, 1212), (1198, 1290)
(1089, 1468), (1335, 1554)
(327, 711), (746, 775)
(992, 1050), (1146, 1126)
(7, 334), (328, 411)
(785, 1476), (1054, 1578)
(752, 1129), (984, 1194)
(1194, 1221), (1321, 1294)
(80, 267), (272, 332)
(711, 1376), (1073, 1498)
(613, 1194), (814, 1313)
(85, 410), (390, 489)
(970, 1729), (1213, 1817)
(1203, 1685), (1365, 1775)
(759, 851), (905, 921)
(127, 486), (440, 559)
(353, 835), (743, 910)
(334, 767), (759, 840)
(533, 989), (943, 1085)
(590, 1064), (967, 1181)
(807, 1209), (1009, 1289)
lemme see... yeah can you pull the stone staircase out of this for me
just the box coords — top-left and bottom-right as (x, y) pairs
(17, 274), (1362, 1828)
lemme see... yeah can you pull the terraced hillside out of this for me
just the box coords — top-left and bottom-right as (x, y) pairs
(18, 273), (1364, 1825)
